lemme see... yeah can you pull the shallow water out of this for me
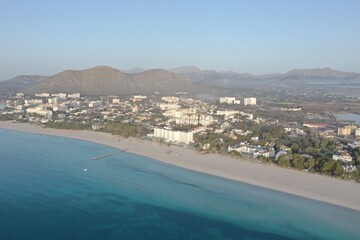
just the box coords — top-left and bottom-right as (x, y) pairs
(335, 113), (360, 124)
(0, 128), (359, 240)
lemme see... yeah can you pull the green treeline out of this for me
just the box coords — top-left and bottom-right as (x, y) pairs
(102, 123), (147, 138)
(45, 121), (92, 130)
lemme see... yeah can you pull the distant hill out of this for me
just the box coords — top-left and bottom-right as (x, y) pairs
(284, 68), (357, 78)
(170, 66), (201, 74)
(123, 67), (147, 74)
(22, 66), (200, 95)
(171, 66), (360, 89)
(279, 68), (360, 86)
(0, 75), (47, 94)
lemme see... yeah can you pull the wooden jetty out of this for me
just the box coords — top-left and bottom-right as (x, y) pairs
(91, 149), (128, 160)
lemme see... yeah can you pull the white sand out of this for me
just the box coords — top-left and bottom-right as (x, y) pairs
(1, 121), (360, 211)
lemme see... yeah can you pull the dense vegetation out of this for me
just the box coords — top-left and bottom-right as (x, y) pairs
(102, 122), (147, 138)
(194, 122), (360, 182)
(45, 121), (92, 130)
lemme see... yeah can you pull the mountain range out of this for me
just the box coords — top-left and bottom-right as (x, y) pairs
(169, 66), (360, 89)
(1, 66), (359, 95)
(0, 66), (200, 95)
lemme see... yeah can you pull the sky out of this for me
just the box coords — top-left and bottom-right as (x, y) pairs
(0, 0), (359, 79)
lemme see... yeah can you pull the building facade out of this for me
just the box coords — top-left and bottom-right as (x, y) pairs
(153, 127), (193, 144)
(244, 97), (257, 106)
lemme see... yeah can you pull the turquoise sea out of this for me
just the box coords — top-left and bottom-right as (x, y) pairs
(0, 128), (359, 240)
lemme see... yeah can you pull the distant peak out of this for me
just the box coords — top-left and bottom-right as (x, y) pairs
(141, 69), (168, 73)
(88, 65), (119, 71)
(170, 66), (201, 74)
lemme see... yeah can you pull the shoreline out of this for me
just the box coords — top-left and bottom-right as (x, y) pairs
(1, 121), (360, 211)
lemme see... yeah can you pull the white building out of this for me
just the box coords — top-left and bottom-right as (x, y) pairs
(355, 129), (360, 137)
(332, 154), (353, 162)
(16, 93), (24, 98)
(112, 98), (121, 104)
(24, 99), (43, 106)
(131, 95), (147, 102)
(89, 101), (102, 108)
(228, 142), (275, 158)
(239, 111), (253, 120)
(219, 97), (240, 104)
(284, 127), (306, 136)
(199, 115), (215, 126)
(161, 96), (179, 103)
(67, 93), (81, 99)
(175, 114), (199, 125)
(52, 93), (67, 99)
(244, 97), (257, 106)
(26, 107), (53, 118)
(216, 110), (239, 117)
(48, 97), (63, 104)
(153, 127), (193, 144)
(53, 105), (67, 112)
(36, 93), (50, 98)
(173, 114), (214, 126)
(160, 103), (181, 111)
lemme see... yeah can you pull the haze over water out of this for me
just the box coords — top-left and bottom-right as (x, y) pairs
(1, 129), (359, 240)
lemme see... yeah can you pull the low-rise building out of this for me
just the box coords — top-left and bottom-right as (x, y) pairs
(112, 98), (121, 104)
(52, 93), (67, 98)
(228, 142), (275, 158)
(216, 110), (239, 117)
(67, 93), (81, 98)
(26, 107), (53, 118)
(161, 96), (179, 103)
(36, 93), (50, 98)
(332, 153), (353, 162)
(48, 97), (64, 104)
(303, 123), (328, 128)
(24, 99), (43, 106)
(284, 127), (306, 136)
(131, 95), (147, 102)
(53, 105), (67, 112)
(16, 93), (24, 98)
(89, 101), (102, 108)
(356, 128), (360, 138)
(219, 97), (235, 104)
(160, 103), (181, 111)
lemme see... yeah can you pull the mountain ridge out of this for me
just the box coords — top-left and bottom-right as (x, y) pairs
(1, 66), (359, 95)
(21, 66), (200, 95)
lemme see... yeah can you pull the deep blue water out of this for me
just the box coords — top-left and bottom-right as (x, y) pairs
(0, 128), (359, 240)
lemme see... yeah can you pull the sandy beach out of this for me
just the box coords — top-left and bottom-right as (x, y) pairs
(1, 121), (360, 211)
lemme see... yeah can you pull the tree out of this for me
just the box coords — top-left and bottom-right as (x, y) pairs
(292, 154), (305, 170)
(333, 162), (344, 177)
(278, 155), (291, 167)
(304, 158), (315, 170)
(263, 132), (272, 141)
(321, 160), (335, 175)
(351, 170), (360, 183)
(291, 143), (300, 153)
(320, 139), (329, 148)
(305, 147), (317, 156)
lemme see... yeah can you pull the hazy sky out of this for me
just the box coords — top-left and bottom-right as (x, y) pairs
(1, 0), (359, 79)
